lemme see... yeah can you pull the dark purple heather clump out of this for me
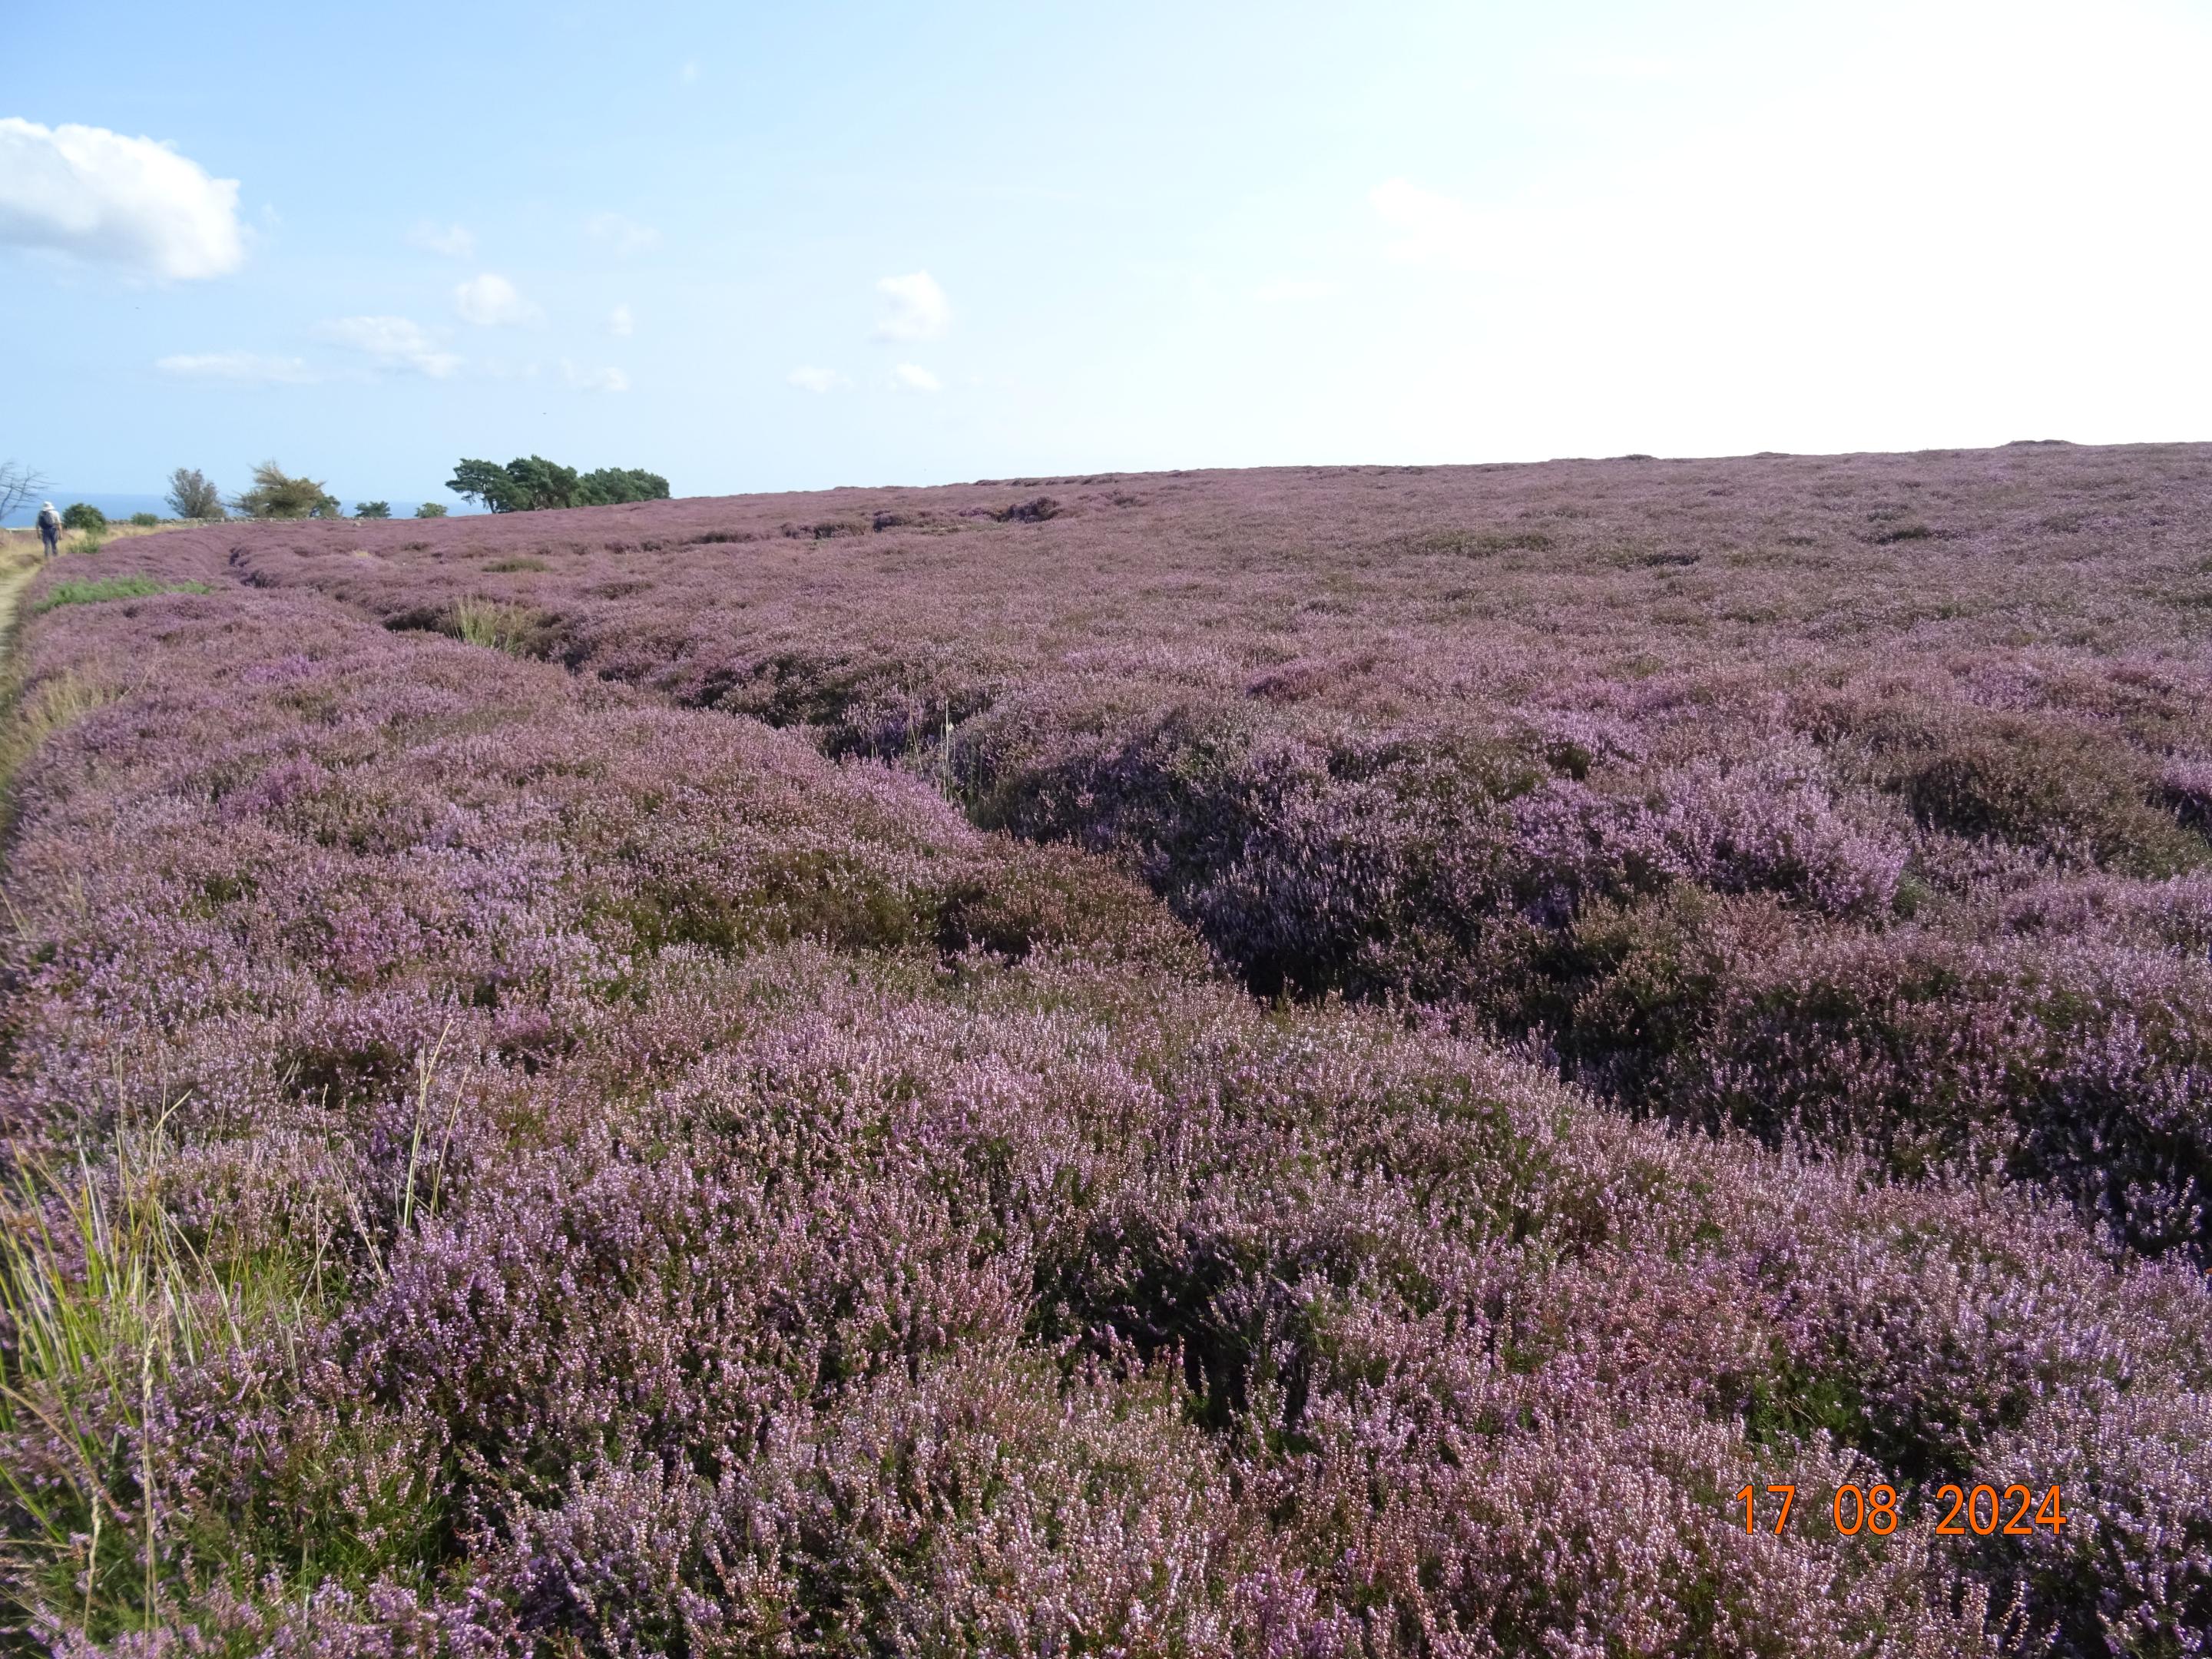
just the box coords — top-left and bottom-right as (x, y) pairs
(0, 459), (2205, 1653)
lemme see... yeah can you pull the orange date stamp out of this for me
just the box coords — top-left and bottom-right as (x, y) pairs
(1735, 1482), (2067, 1537)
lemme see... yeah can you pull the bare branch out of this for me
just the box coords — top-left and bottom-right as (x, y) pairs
(0, 459), (51, 524)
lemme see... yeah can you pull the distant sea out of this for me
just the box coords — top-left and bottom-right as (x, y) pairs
(4, 492), (475, 528)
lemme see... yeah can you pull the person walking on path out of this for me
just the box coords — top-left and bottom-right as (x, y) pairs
(35, 501), (61, 560)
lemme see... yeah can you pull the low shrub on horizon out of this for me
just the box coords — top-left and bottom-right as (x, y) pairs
(164, 467), (224, 522)
(230, 459), (340, 520)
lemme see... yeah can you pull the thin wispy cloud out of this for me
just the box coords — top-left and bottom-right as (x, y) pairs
(454, 272), (541, 326)
(562, 360), (630, 392)
(788, 365), (848, 393)
(320, 315), (462, 378)
(1, 118), (244, 280)
(155, 351), (316, 384)
(407, 220), (475, 259)
(586, 213), (661, 256)
(874, 271), (951, 341)
(891, 363), (941, 392)
(608, 303), (635, 338)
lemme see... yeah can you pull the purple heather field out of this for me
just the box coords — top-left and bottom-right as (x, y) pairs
(2, 442), (2210, 1653)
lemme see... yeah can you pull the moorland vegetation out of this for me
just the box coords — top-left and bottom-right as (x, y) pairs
(1, 442), (2208, 1653)
(248, 442), (2212, 1260)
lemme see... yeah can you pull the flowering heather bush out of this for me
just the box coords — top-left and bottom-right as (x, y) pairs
(211, 442), (2212, 1259)
(0, 455), (2207, 1652)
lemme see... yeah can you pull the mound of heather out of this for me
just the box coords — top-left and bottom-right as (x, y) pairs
(215, 442), (2212, 1260)
(0, 512), (2207, 1653)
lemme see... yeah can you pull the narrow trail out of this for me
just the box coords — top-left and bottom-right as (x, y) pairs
(0, 548), (52, 811)
(0, 548), (46, 668)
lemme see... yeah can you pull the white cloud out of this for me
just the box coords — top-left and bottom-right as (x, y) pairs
(874, 270), (951, 341)
(454, 272), (541, 326)
(1255, 278), (1338, 303)
(678, 59), (701, 84)
(891, 363), (942, 392)
(787, 365), (848, 393)
(407, 220), (474, 259)
(320, 315), (462, 378)
(609, 302), (635, 337)
(586, 213), (661, 256)
(0, 118), (244, 280)
(156, 352), (316, 385)
(561, 360), (630, 392)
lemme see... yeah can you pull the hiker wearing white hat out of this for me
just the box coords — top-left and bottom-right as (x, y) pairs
(35, 502), (61, 560)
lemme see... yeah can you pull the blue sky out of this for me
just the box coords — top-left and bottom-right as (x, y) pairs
(5, 0), (2209, 508)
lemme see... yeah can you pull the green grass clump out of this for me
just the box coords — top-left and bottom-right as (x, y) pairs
(0, 1132), (338, 1639)
(33, 576), (212, 614)
(449, 595), (553, 656)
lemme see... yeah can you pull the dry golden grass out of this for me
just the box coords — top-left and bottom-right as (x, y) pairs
(1, 520), (187, 562)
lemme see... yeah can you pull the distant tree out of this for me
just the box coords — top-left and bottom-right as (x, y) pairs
(353, 501), (392, 519)
(414, 502), (449, 518)
(577, 466), (671, 505)
(1, 459), (50, 523)
(129, 512), (160, 527)
(231, 460), (340, 521)
(504, 455), (581, 512)
(449, 456), (669, 513)
(448, 459), (522, 513)
(61, 503), (107, 531)
(165, 468), (225, 521)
